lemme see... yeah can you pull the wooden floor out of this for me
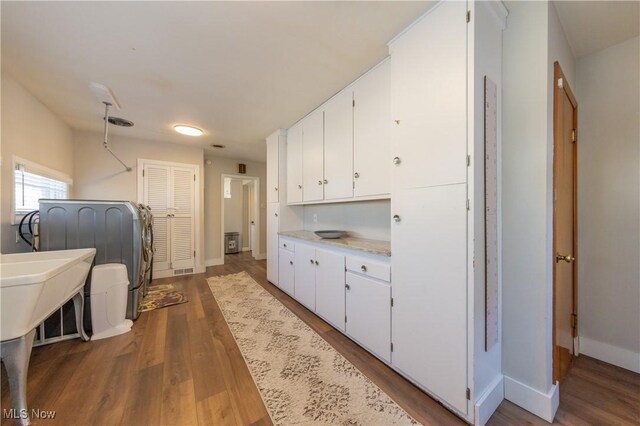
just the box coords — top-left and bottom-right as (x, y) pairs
(2, 252), (639, 425)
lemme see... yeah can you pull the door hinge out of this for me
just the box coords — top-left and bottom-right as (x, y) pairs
(571, 313), (577, 329)
(466, 388), (471, 400)
(194, 174), (196, 181)
(142, 169), (145, 177)
(571, 129), (577, 143)
(466, 199), (470, 211)
(194, 250), (196, 257)
(466, 10), (471, 23)
(391, 342), (394, 352)
(345, 315), (348, 323)
(391, 297), (394, 307)
(466, 155), (471, 167)
(352, 99), (355, 107)
(353, 181), (355, 189)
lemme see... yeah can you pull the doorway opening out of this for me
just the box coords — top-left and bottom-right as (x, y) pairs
(221, 174), (260, 264)
(552, 61), (578, 383)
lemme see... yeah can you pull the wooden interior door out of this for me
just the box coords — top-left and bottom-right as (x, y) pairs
(553, 62), (578, 382)
(143, 164), (171, 272)
(170, 167), (196, 270)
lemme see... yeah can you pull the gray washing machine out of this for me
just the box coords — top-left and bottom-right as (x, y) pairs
(39, 200), (152, 329)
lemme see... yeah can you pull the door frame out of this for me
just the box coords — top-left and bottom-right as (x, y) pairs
(137, 158), (202, 278)
(220, 173), (261, 263)
(552, 61), (578, 382)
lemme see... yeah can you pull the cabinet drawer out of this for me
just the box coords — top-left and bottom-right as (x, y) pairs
(346, 256), (390, 282)
(279, 239), (294, 252)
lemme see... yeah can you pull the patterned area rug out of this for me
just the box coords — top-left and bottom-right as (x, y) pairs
(140, 283), (188, 312)
(207, 271), (417, 426)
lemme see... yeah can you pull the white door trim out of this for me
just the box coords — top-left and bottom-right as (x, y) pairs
(220, 173), (261, 264)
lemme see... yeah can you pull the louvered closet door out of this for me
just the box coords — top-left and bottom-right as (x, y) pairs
(144, 165), (171, 272)
(170, 167), (195, 269)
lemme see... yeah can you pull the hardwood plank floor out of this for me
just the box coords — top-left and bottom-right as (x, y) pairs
(2, 252), (638, 425)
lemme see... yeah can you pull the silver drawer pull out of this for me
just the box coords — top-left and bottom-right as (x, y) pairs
(361, 265), (367, 273)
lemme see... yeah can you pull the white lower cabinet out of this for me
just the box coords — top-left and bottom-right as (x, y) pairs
(345, 272), (391, 362)
(266, 203), (280, 285)
(293, 243), (317, 310)
(278, 248), (295, 296)
(314, 248), (346, 331)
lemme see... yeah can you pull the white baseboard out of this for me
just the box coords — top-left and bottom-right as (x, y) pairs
(205, 258), (224, 267)
(474, 375), (504, 426)
(152, 264), (205, 279)
(579, 336), (640, 373)
(254, 252), (266, 260)
(241, 247), (251, 252)
(504, 376), (559, 423)
(194, 265), (205, 274)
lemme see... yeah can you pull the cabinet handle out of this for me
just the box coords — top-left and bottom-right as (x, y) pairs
(315, 260), (319, 265)
(354, 172), (360, 179)
(393, 157), (401, 165)
(361, 265), (367, 273)
(394, 119), (400, 125)
(283, 243), (287, 248)
(275, 213), (278, 217)
(345, 284), (350, 290)
(393, 214), (401, 223)
(290, 261), (293, 265)
(275, 187), (278, 191)
(323, 179), (328, 184)
(310, 259), (314, 264)
(318, 180), (323, 186)
(298, 184), (302, 189)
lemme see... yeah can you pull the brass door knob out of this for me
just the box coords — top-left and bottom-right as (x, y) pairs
(555, 253), (575, 263)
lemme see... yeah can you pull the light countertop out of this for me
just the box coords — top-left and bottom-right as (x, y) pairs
(278, 230), (391, 257)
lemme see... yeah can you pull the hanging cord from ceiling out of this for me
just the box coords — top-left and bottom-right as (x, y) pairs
(102, 102), (132, 172)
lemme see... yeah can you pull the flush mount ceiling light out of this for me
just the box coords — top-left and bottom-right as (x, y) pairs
(174, 125), (203, 136)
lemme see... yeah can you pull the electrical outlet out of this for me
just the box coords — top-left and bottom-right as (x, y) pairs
(313, 214), (318, 223)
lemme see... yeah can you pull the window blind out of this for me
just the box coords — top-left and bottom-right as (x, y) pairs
(14, 164), (68, 215)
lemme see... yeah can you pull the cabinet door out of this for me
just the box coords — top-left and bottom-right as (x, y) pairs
(143, 164), (171, 272)
(323, 89), (354, 200)
(345, 272), (391, 362)
(170, 167), (195, 269)
(266, 133), (279, 203)
(302, 110), (325, 202)
(315, 248), (346, 331)
(293, 243), (316, 310)
(278, 249), (295, 296)
(390, 0), (467, 190)
(353, 59), (391, 198)
(266, 204), (279, 285)
(287, 123), (304, 204)
(391, 184), (468, 413)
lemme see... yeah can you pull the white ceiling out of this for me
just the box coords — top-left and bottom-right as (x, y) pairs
(554, 1), (639, 58)
(3, 2), (637, 163)
(1, 1), (435, 162)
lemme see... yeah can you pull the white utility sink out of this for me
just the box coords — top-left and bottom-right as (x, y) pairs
(0, 248), (96, 425)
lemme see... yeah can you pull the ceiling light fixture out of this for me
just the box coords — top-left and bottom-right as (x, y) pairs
(174, 125), (203, 136)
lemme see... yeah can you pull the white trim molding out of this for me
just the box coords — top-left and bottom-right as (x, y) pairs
(205, 258), (224, 267)
(474, 375), (504, 426)
(254, 252), (267, 261)
(579, 336), (640, 373)
(504, 376), (559, 423)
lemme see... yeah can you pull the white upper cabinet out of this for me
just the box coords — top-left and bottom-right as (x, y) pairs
(286, 123), (304, 204)
(323, 89), (354, 201)
(302, 110), (325, 202)
(390, 0), (467, 190)
(353, 59), (392, 198)
(266, 132), (279, 203)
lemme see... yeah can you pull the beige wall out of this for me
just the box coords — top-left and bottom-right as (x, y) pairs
(302, 200), (390, 241)
(72, 129), (205, 268)
(502, 0), (575, 410)
(576, 36), (640, 372)
(204, 157), (266, 263)
(1, 72), (74, 253)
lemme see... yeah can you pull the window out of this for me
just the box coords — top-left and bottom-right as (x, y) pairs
(13, 157), (71, 220)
